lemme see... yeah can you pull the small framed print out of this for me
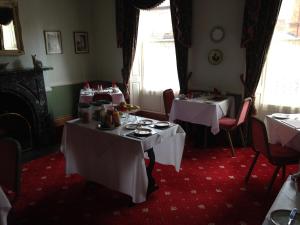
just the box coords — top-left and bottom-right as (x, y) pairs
(74, 31), (89, 53)
(208, 49), (223, 65)
(44, 31), (63, 54)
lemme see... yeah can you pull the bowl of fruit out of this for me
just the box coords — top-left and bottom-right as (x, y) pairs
(117, 102), (140, 113)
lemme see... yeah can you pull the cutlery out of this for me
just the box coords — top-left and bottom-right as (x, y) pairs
(287, 208), (298, 225)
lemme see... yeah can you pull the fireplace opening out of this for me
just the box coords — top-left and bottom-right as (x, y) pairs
(0, 113), (32, 151)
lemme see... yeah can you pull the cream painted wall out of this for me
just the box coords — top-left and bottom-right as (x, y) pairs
(0, 0), (94, 89)
(0, 0), (246, 97)
(91, 0), (123, 83)
(189, 0), (246, 95)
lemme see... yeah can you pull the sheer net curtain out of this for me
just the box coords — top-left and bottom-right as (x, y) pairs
(255, 0), (300, 119)
(130, 0), (179, 114)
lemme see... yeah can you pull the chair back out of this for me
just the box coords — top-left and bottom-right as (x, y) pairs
(0, 137), (22, 197)
(93, 93), (113, 102)
(163, 89), (175, 116)
(250, 117), (271, 158)
(236, 97), (252, 127)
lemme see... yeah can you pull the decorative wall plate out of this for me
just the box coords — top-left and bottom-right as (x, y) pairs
(208, 49), (223, 65)
(210, 26), (225, 43)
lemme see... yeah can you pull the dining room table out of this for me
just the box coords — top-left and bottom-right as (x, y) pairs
(79, 87), (125, 105)
(61, 115), (186, 203)
(169, 95), (235, 135)
(0, 186), (11, 225)
(265, 113), (300, 152)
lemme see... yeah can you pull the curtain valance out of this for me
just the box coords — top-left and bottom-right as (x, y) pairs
(131, 0), (165, 10)
(0, 7), (13, 25)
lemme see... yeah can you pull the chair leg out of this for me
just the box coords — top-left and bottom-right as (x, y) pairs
(226, 131), (235, 156)
(203, 126), (208, 148)
(282, 165), (286, 180)
(267, 166), (281, 192)
(245, 151), (260, 183)
(238, 126), (246, 147)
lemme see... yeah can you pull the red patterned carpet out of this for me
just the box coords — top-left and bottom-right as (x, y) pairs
(8, 143), (298, 225)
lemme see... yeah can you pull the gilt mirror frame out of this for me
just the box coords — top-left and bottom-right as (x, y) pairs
(0, 0), (24, 56)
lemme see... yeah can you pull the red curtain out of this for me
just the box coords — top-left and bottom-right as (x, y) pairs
(170, 0), (192, 94)
(241, 0), (282, 99)
(116, 0), (140, 102)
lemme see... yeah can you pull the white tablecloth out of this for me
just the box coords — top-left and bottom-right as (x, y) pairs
(61, 117), (186, 203)
(262, 176), (300, 225)
(169, 96), (234, 135)
(265, 114), (300, 151)
(79, 88), (125, 104)
(0, 186), (11, 225)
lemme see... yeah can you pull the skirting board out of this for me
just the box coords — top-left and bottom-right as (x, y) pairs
(54, 115), (74, 127)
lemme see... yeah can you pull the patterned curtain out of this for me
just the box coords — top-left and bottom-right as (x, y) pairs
(241, 0), (282, 100)
(116, 0), (140, 102)
(170, 0), (192, 94)
(116, 0), (192, 99)
(0, 7), (13, 25)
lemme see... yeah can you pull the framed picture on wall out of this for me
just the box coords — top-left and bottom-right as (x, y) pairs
(44, 31), (63, 54)
(74, 31), (89, 53)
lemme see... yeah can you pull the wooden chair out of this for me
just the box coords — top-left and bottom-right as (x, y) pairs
(0, 137), (22, 201)
(245, 117), (300, 192)
(162, 89), (175, 119)
(218, 97), (252, 156)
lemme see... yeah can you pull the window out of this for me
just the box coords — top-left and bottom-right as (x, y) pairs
(1, 20), (17, 50)
(130, 0), (179, 113)
(256, 0), (300, 116)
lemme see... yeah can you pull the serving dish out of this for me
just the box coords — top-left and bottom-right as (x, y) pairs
(134, 128), (152, 137)
(138, 119), (153, 126)
(272, 113), (290, 120)
(125, 123), (138, 130)
(154, 121), (170, 128)
(270, 209), (300, 225)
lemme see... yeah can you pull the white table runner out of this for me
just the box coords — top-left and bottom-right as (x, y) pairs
(169, 96), (234, 135)
(61, 117), (186, 203)
(0, 186), (11, 225)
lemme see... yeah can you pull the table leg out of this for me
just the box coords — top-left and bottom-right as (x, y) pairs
(145, 148), (158, 195)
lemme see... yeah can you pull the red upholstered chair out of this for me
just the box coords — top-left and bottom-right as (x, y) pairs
(219, 97), (252, 156)
(245, 117), (300, 192)
(0, 137), (22, 201)
(163, 89), (175, 119)
(93, 93), (113, 102)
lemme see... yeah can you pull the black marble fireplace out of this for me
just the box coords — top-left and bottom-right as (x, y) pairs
(0, 67), (53, 151)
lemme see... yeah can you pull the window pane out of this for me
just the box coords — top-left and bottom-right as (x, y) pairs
(257, 0), (300, 108)
(2, 21), (17, 50)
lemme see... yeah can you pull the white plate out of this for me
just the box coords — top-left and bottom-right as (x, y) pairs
(272, 113), (290, 119)
(270, 209), (300, 225)
(155, 121), (170, 128)
(125, 123), (138, 130)
(138, 119), (153, 126)
(134, 128), (152, 136)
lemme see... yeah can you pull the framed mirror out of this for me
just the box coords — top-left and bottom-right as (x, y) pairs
(0, 0), (24, 56)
